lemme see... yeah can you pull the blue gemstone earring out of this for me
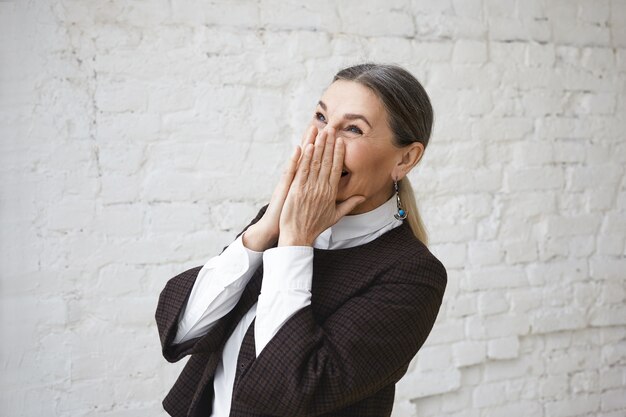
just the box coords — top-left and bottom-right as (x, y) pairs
(394, 179), (407, 220)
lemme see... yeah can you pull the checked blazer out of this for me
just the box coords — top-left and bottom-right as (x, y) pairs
(155, 205), (447, 417)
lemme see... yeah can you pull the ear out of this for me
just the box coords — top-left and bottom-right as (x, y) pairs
(392, 142), (424, 181)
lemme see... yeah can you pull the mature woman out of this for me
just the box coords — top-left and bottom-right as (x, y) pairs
(155, 63), (447, 417)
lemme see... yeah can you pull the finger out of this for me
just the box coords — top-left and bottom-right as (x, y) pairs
(318, 128), (336, 180)
(294, 142), (314, 185)
(309, 129), (327, 177)
(298, 126), (317, 165)
(329, 136), (345, 186)
(300, 125), (317, 148)
(335, 195), (367, 220)
(269, 145), (301, 210)
(276, 145), (301, 196)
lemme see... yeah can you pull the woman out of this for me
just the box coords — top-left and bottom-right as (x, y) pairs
(155, 63), (447, 417)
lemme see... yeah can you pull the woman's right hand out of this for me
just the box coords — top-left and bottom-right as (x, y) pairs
(242, 125), (318, 251)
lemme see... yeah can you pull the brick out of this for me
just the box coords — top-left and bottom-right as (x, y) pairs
(397, 369), (461, 399)
(482, 401), (543, 417)
(411, 393), (442, 415)
(416, 345), (453, 371)
(439, 387), (472, 412)
(541, 214), (602, 237)
(369, 37), (412, 63)
(586, 186), (618, 212)
(545, 395), (600, 417)
(487, 336), (520, 359)
(503, 240), (538, 264)
(602, 341), (626, 366)
(526, 42), (556, 67)
(547, 348), (602, 374)
(573, 282), (600, 308)
(452, 40), (487, 64)
(589, 305), (626, 326)
(580, 0), (611, 24)
(502, 191), (556, 217)
(488, 17), (550, 43)
(490, 41), (526, 66)
(520, 89), (562, 117)
(96, 203), (144, 236)
(511, 141), (554, 166)
(565, 92), (617, 115)
(468, 241), (504, 266)
(427, 142), (485, 170)
(581, 47), (616, 71)
(590, 258), (625, 280)
(447, 293), (477, 318)
(539, 374), (569, 399)
(477, 290), (509, 315)
(338, 2), (414, 37)
(95, 78), (149, 113)
(530, 307), (587, 333)
(412, 41), (454, 63)
(601, 212), (626, 234)
(553, 21), (611, 46)
(484, 355), (542, 382)
(568, 236), (596, 258)
(599, 368), (626, 390)
(452, 340), (486, 367)
(599, 280), (625, 304)
(46, 198), (95, 231)
(472, 381), (506, 408)
(571, 370), (599, 394)
(508, 288), (543, 313)
(505, 167), (565, 191)
(601, 388), (626, 411)
(463, 266), (527, 291)
(465, 314), (530, 340)
(428, 64), (501, 90)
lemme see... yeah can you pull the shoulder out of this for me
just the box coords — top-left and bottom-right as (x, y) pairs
(379, 222), (448, 295)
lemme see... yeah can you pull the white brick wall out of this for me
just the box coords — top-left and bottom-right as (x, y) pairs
(1, 0), (624, 416)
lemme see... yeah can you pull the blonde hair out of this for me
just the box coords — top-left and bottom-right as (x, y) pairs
(398, 177), (428, 246)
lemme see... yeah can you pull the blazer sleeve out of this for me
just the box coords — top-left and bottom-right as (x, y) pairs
(154, 204), (268, 363)
(232, 254), (447, 416)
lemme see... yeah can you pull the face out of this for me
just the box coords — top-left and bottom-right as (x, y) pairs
(309, 80), (403, 215)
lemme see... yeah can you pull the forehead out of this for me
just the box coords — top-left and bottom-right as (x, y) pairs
(320, 80), (385, 119)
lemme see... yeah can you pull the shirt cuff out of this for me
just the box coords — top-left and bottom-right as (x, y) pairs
(212, 234), (263, 288)
(261, 246), (314, 292)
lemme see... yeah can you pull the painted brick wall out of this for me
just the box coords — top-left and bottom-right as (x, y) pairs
(1, 0), (624, 416)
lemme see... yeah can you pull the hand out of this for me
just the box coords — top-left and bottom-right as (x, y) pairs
(242, 126), (318, 251)
(278, 128), (366, 246)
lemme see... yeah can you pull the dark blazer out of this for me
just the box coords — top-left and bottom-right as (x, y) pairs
(155, 205), (447, 417)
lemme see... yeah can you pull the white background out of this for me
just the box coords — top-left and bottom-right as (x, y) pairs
(1, 0), (625, 416)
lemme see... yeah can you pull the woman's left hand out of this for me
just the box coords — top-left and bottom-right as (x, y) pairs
(278, 128), (366, 246)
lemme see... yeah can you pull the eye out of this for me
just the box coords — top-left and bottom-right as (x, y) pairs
(315, 112), (327, 123)
(346, 125), (363, 135)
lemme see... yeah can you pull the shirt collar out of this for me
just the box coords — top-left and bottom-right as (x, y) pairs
(330, 195), (399, 242)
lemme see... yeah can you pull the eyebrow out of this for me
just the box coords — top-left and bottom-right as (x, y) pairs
(318, 100), (372, 129)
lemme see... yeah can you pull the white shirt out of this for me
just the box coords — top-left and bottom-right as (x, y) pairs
(174, 196), (403, 416)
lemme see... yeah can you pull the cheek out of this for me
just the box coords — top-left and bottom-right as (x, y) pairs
(343, 141), (385, 172)
(343, 142), (367, 169)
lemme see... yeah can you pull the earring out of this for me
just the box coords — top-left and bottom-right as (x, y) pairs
(394, 179), (407, 220)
